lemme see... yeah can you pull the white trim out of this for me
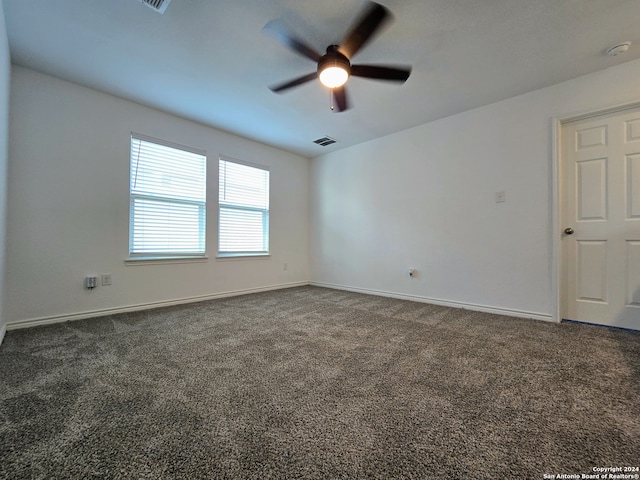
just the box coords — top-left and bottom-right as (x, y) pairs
(215, 254), (270, 261)
(125, 256), (208, 266)
(5, 282), (308, 331)
(553, 100), (640, 126)
(551, 117), (562, 324)
(4, 280), (557, 332)
(550, 99), (640, 324)
(310, 282), (554, 322)
(0, 323), (6, 347)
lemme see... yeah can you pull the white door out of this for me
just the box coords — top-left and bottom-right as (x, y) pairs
(561, 107), (640, 330)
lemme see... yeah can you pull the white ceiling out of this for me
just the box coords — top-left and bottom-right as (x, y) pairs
(4, 0), (640, 158)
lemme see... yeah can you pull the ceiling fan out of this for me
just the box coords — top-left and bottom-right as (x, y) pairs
(264, 1), (412, 112)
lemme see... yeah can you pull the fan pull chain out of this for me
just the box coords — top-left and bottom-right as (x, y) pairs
(329, 89), (334, 111)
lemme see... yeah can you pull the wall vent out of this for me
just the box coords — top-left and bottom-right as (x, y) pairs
(141, 0), (172, 14)
(313, 136), (338, 147)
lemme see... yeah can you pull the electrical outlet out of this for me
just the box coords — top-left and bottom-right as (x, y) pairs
(101, 273), (112, 286)
(409, 268), (417, 278)
(495, 190), (506, 203)
(85, 275), (97, 289)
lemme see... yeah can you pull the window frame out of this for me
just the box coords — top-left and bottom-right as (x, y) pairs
(128, 133), (207, 262)
(217, 155), (270, 258)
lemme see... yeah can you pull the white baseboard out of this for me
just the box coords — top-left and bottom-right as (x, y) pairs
(4, 280), (554, 332)
(6, 281), (309, 331)
(310, 281), (554, 322)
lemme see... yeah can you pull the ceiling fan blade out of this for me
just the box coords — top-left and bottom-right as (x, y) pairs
(263, 20), (322, 62)
(333, 86), (349, 112)
(350, 64), (411, 82)
(269, 72), (318, 93)
(338, 1), (391, 59)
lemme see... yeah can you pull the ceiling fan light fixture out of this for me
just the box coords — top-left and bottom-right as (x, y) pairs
(319, 66), (349, 88)
(317, 46), (351, 89)
(265, 2), (411, 111)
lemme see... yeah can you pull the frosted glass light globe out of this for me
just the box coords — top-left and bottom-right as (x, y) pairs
(319, 66), (349, 88)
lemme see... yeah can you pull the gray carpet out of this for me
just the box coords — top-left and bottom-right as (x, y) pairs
(1, 286), (639, 479)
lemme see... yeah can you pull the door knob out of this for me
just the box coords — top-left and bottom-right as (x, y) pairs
(564, 227), (574, 235)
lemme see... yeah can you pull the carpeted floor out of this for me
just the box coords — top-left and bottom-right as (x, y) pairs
(0, 286), (639, 479)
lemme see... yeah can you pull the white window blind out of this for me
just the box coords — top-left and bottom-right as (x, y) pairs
(129, 134), (206, 257)
(219, 157), (269, 256)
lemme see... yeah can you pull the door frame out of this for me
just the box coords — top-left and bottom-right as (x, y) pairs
(551, 100), (640, 324)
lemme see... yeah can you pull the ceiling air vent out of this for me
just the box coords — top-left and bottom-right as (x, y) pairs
(141, 0), (172, 14)
(313, 136), (337, 147)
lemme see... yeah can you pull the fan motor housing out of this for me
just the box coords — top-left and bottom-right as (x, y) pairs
(318, 46), (351, 76)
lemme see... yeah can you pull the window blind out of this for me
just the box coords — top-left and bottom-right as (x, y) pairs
(129, 135), (206, 256)
(218, 157), (269, 255)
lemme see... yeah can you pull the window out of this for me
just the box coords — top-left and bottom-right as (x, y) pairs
(218, 156), (269, 256)
(129, 134), (206, 258)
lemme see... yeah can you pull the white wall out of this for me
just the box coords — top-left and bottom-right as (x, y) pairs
(6, 66), (309, 326)
(7, 58), (640, 329)
(310, 58), (640, 320)
(0, 0), (10, 343)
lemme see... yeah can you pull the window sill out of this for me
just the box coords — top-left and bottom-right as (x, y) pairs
(216, 254), (271, 261)
(125, 256), (208, 266)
